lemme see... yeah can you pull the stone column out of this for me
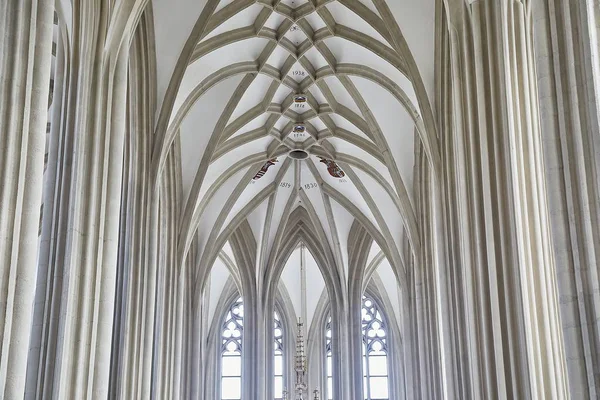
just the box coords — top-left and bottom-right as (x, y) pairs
(229, 228), (263, 400)
(25, 19), (64, 400)
(108, 12), (161, 399)
(413, 150), (446, 400)
(533, 0), (600, 398)
(24, 3), (131, 398)
(439, 0), (569, 397)
(0, 0), (54, 398)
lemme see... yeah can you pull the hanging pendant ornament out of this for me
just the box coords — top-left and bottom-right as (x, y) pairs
(294, 319), (308, 399)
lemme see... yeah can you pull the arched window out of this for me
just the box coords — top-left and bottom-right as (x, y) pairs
(325, 314), (333, 400)
(221, 297), (244, 400)
(274, 310), (285, 400)
(361, 295), (389, 400)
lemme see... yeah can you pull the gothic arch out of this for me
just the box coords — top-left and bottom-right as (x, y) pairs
(263, 207), (344, 308)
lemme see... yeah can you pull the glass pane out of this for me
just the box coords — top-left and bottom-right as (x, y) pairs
(326, 355), (332, 376)
(221, 298), (243, 400)
(368, 355), (388, 376)
(361, 295), (391, 400)
(274, 355), (283, 375)
(327, 377), (333, 400)
(370, 349), (385, 357)
(371, 341), (383, 352)
(221, 377), (241, 399)
(274, 309), (284, 397)
(224, 342), (240, 354)
(369, 377), (389, 399)
(222, 355), (241, 377)
(274, 376), (283, 397)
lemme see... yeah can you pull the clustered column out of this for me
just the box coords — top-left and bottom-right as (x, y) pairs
(533, 0), (600, 398)
(0, 1), (54, 399)
(23, 3), (131, 399)
(437, 0), (569, 398)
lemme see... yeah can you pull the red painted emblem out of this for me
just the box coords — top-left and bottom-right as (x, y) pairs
(253, 159), (278, 180)
(318, 157), (345, 178)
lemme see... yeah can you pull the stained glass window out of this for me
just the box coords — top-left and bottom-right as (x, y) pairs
(221, 297), (243, 400)
(361, 296), (389, 400)
(274, 311), (285, 400)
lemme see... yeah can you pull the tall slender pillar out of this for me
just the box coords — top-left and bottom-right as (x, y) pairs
(0, 1), (54, 398)
(533, 0), (600, 397)
(55, 43), (128, 398)
(109, 12), (160, 399)
(438, 0), (569, 397)
(24, 3), (131, 398)
(25, 21), (64, 400)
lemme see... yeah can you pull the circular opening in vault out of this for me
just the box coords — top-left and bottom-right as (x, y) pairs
(288, 150), (309, 160)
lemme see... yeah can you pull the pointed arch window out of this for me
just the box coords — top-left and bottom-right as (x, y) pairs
(221, 297), (244, 400)
(325, 314), (333, 400)
(361, 295), (389, 400)
(274, 310), (285, 400)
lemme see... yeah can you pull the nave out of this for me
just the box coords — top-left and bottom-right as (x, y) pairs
(1, 0), (599, 399)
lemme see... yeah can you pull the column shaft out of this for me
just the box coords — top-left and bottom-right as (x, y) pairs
(438, 0), (569, 397)
(0, 0), (54, 398)
(533, 0), (600, 397)
(24, 3), (131, 397)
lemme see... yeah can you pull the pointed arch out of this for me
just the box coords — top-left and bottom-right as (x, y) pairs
(262, 207), (344, 311)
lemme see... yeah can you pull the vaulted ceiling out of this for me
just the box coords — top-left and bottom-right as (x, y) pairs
(151, 0), (437, 301)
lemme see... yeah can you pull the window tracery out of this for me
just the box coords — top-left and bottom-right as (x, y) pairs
(325, 314), (333, 400)
(221, 297), (244, 400)
(361, 296), (389, 400)
(274, 310), (285, 399)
